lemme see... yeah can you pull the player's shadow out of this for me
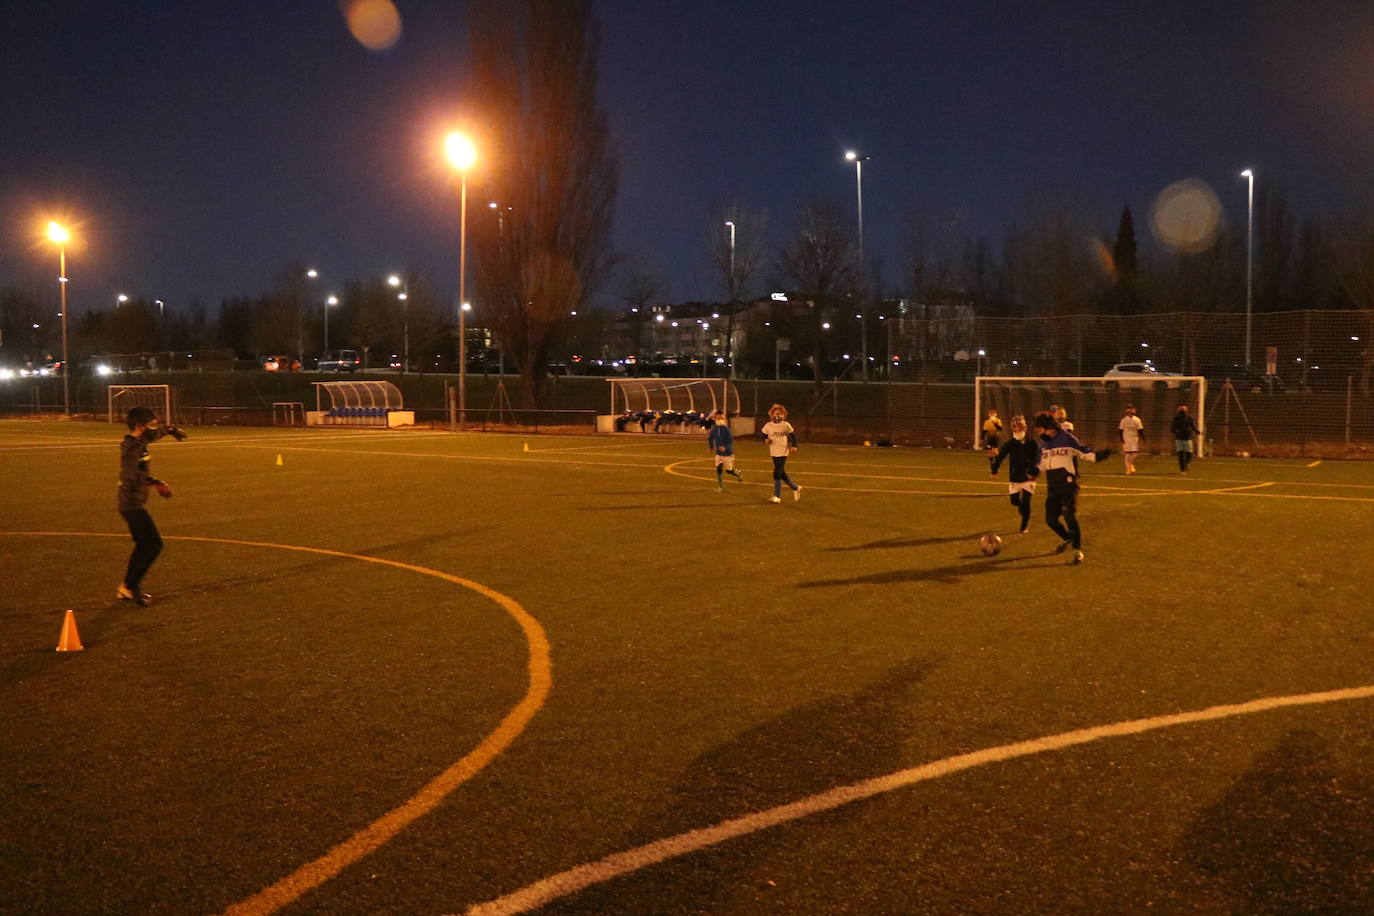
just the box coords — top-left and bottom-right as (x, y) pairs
(553, 657), (944, 914)
(826, 531), (990, 551)
(797, 552), (1063, 588)
(1174, 728), (1374, 910)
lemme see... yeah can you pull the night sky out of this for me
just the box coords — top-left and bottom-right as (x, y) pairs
(3, 0), (1372, 314)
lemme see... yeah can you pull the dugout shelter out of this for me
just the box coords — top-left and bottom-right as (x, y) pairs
(307, 380), (413, 428)
(601, 377), (754, 436)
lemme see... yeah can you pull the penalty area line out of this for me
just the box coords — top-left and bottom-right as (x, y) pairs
(461, 684), (1374, 916)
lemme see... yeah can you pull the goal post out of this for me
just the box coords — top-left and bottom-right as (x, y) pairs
(974, 376), (1206, 456)
(108, 384), (176, 424)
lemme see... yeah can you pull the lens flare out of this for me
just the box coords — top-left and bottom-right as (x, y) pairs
(1150, 179), (1222, 254)
(341, 0), (402, 51)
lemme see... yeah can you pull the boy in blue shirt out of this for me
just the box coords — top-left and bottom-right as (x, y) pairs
(707, 411), (744, 491)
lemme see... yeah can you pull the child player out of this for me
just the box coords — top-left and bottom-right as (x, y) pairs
(981, 408), (1004, 473)
(1118, 404), (1144, 474)
(1032, 411), (1111, 565)
(990, 414), (1040, 534)
(707, 411), (744, 491)
(761, 403), (801, 503)
(117, 406), (186, 606)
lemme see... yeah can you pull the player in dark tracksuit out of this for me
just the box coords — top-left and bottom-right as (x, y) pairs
(117, 406), (184, 606)
(1032, 412), (1111, 565)
(990, 415), (1040, 534)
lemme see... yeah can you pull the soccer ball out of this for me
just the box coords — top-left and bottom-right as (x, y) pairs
(979, 533), (1003, 556)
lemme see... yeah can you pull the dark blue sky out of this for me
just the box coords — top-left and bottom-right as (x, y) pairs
(3, 1), (1372, 312)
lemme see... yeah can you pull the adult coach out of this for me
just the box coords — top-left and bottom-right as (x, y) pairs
(117, 406), (185, 606)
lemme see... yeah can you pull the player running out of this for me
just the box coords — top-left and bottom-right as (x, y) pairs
(761, 403), (801, 503)
(981, 408), (1004, 472)
(1032, 412), (1111, 565)
(117, 406), (186, 606)
(707, 411), (744, 491)
(990, 414), (1040, 534)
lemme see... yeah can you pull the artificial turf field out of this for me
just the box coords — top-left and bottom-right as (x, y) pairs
(2, 417), (1372, 915)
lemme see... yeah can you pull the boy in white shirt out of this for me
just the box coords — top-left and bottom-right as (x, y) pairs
(761, 403), (801, 503)
(1118, 404), (1144, 474)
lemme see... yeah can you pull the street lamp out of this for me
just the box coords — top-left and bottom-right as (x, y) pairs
(116, 293), (128, 307)
(155, 299), (164, 320)
(845, 150), (870, 381)
(323, 295), (338, 352)
(445, 130), (477, 426)
(388, 274), (409, 373)
(47, 222), (71, 414)
(724, 219), (736, 379)
(303, 269), (319, 360)
(1240, 168), (1254, 367)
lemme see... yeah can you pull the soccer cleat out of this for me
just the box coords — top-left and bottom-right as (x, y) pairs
(1072, 550), (1085, 565)
(117, 584), (151, 607)
(1055, 540), (1071, 555)
(1018, 527), (1030, 535)
(734, 470), (744, 481)
(770, 496), (781, 503)
(793, 486), (802, 501)
(715, 485), (724, 492)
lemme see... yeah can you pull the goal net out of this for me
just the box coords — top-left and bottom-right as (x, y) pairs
(974, 376), (1206, 455)
(108, 384), (176, 424)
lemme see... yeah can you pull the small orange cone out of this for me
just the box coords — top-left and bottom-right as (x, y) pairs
(522, 442), (530, 452)
(56, 609), (83, 652)
(276, 453), (284, 466)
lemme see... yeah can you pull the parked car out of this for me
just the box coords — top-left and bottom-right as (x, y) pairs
(260, 355), (301, 372)
(1201, 363), (1285, 394)
(1103, 361), (1183, 390)
(317, 349), (361, 372)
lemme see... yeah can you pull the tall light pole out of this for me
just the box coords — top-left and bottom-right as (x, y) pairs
(304, 269), (319, 360)
(116, 293), (128, 307)
(1240, 168), (1254, 367)
(323, 295), (338, 352)
(388, 274), (409, 373)
(845, 150), (870, 382)
(445, 131), (477, 426)
(724, 219), (736, 379)
(47, 222), (71, 414)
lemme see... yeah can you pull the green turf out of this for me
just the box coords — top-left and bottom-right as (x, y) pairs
(1, 419), (1371, 914)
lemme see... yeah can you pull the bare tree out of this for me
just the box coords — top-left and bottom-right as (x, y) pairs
(615, 254), (665, 373)
(468, 0), (618, 407)
(903, 205), (966, 303)
(708, 201), (768, 377)
(777, 200), (860, 395)
(1327, 213), (1374, 394)
(1000, 206), (1108, 318)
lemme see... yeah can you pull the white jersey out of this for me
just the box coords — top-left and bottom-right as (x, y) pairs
(762, 420), (795, 457)
(1119, 415), (1143, 450)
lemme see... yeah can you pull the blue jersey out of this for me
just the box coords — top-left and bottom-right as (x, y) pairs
(708, 424), (734, 456)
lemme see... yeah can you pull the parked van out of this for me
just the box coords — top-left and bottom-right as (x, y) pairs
(318, 349), (361, 372)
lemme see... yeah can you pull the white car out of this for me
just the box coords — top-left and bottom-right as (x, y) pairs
(1104, 361), (1179, 378)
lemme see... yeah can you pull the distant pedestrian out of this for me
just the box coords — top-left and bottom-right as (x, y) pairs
(761, 403), (800, 503)
(981, 409), (1004, 472)
(1118, 404), (1144, 475)
(708, 411), (744, 491)
(990, 414), (1040, 534)
(117, 407), (185, 606)
(1171, 404), (1200, 474)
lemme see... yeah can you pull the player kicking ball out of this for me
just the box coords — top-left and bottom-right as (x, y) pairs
(1032, 412), (1111, 565)
(707, 411), (744, 491)
(990, 414), (1040, 534)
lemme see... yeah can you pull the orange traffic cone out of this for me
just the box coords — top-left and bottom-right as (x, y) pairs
(276, 453), (284, 466)
(522, 442), (530, 452)
(56, 609), (84, 652)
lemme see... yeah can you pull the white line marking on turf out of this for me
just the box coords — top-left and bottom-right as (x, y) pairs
(462, 684), (1374, 916)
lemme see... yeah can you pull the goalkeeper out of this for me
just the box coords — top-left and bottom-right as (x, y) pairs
(116, 407), (186, 607)
(1032, 412), (1111, 565)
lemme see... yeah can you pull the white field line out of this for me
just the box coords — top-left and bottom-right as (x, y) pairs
(0, 431), (389, 453)
(462, 684), (1374, 916)
(235, 444), (674, 472)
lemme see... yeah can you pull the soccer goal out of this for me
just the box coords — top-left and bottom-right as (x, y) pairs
(108, 384), (176, 424)
(309, 380), (413, 427)
(974, 376), (1206, 455)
